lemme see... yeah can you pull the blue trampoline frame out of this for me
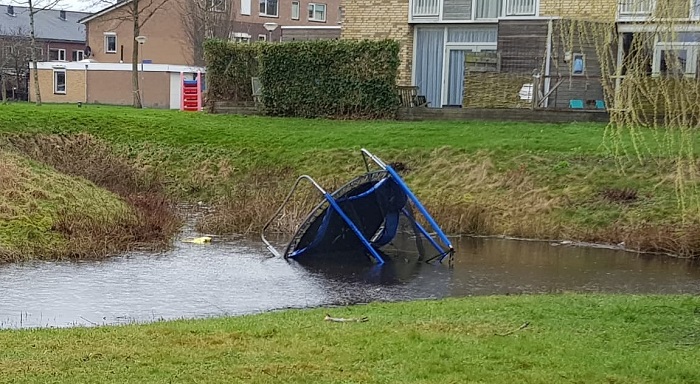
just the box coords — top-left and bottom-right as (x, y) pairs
(261, 149), (454, 265)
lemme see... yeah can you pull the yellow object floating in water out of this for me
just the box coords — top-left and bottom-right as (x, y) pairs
(183, 236), (212, 244)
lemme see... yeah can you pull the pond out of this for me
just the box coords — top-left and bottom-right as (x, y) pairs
(2, 224), (700, 329)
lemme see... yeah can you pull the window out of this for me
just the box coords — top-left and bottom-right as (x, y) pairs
(53, 69), (66, 94)
(652, 43), (699, 77)
(291, 1), (299, 19)
(72, 50), (84, 61)
(308, 3), (326, 21)
(258, 34), (267, 41)
(104, 33), (117, 53)
(505, 0), (536, 16)
(693, 0), (700, 19)
(230, 32), (251, 43)
(49, 48), (66, 61)
(475, 0), (502, 19)
(259, 0), (278, 16)
(572, 53), (585, 75)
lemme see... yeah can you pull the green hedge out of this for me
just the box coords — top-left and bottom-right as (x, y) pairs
(203, 39), (260, 103)
(203, 39), (401, 119)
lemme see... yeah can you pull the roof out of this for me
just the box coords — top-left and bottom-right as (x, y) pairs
(35, 60), (206, 73)
(0, 4), (91, 42)
(78, 0), (132, 24)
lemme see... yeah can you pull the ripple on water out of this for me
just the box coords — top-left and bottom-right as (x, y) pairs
(1, 233), (700, 329)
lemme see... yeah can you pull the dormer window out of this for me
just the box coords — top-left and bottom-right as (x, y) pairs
(59, 10), (66, 20)
(6, 5), (15, 16)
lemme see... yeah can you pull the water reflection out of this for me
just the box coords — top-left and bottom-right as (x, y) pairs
(1, 232), (699, 329)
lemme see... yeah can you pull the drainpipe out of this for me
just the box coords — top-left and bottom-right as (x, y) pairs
(543, 18), (553, 109)
(84, 63), (88, 103)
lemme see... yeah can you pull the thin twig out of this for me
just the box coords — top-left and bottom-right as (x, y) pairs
(495, 322), (530, 336)
(80, 316), (98, 326)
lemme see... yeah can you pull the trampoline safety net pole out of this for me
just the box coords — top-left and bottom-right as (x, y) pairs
(323, 193), (386, 265)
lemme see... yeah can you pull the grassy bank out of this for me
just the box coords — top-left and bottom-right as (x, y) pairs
(1, 103), (699, 258)
(0, 130), (180, 261)
(1, 294), (699, 383)
(0, 150), (137, 260)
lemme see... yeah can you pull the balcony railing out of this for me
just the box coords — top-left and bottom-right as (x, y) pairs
(505, 0), (535, 16)
(413, 0), (440, 16)
(410, 0), (535, 20)
(618, 0), (653, 15)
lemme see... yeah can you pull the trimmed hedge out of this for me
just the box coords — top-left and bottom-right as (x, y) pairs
(203, 39), (401, 119)
(203, 39), (260, 103)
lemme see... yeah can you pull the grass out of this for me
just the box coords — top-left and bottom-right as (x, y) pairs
(0, 150), (136, 260)
(1, 103), (699, 257)
(0, 132), (181, 261)
(1, 294), (699, 383)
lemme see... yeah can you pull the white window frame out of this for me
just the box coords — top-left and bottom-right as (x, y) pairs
(504, 0), (537, 16)
(652, 42), (699, 78)
(308, 3), (326, 22)
(49, 48), (66, 61)
(230, 32), (251, 43)
(617, 0), (654, 21)
(259, 0), (278, 17)
(104, 33), (117, 54)
(692, 0), (700, 19)
(258, 34), (267, 41)
(53, 69), (66, 94)
(72, 50), (84, 61)
(291, 1), (300, 19)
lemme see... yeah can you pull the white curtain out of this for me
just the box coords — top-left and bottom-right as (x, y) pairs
(475, 0), (501, 19)
(415, 28), (445, 108)
(447, 50), (466, 106)
(448, 26), (498, 43)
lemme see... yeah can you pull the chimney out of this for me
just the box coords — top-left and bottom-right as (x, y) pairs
(59, 10), (66, 20)
(6, 5), (15, 16)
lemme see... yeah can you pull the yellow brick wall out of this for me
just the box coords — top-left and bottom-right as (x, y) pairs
(29, 69), (86, 104)
(341, 0), (414, 85)
(540, 0), (617, 21)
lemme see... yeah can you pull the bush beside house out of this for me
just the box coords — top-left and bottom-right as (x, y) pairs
(203, 39), (401, 119)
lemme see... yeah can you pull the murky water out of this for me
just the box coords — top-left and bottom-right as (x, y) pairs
(2, 226), (700, 329)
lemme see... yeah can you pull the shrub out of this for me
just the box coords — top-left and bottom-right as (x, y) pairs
(203, 39), (260, 103)
(204, 39), (401, 119)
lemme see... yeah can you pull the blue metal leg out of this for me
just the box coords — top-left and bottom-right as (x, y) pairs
(384, 165), (454, 258)
(400, 207), (446, 258)
(324, 193), (385, 265)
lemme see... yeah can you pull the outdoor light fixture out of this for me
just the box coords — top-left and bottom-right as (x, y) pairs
(263, 22), (278, 42)
(135, 35), (148, 106)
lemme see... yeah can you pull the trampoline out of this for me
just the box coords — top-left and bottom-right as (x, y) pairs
(261, 149), (454, 265)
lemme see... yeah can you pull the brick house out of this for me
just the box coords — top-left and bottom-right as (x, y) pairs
(342, 0), (700, 110)
(78, 0), (343, 67)
(0, 4), (90, 100)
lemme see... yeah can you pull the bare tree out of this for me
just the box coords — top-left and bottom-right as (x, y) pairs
(0, 26), (32, 104)
(9, 0), (65, 106)
(178, 0), (235, 67)
(89, 0), (172, 108)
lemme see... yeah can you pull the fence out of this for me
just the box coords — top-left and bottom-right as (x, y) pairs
(533, 74), (608, 111)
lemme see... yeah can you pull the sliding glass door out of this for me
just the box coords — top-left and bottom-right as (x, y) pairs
(414, 25), (498, 107)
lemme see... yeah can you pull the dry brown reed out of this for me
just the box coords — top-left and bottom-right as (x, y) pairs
(1, 133), (181, 258)
(196, 169), (320, 236)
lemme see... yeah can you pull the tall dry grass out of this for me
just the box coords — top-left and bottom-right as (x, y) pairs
(1, 133), (181, 258)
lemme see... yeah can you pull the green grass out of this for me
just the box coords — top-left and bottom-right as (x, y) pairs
(1, 103), (699, 257)
(1, 294), (699, 383)
(0, 150), (136, 260)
